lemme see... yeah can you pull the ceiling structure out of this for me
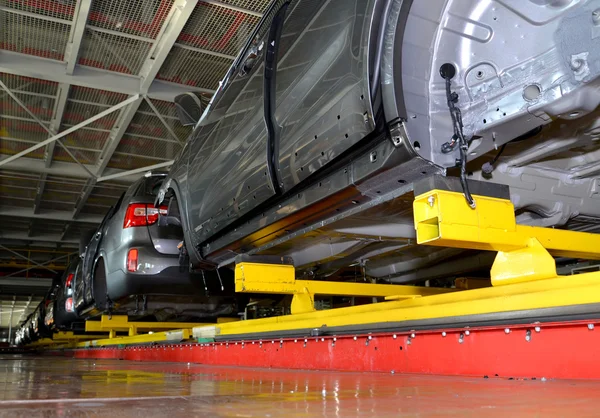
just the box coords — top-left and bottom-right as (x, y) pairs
(0, 0), (270, 332)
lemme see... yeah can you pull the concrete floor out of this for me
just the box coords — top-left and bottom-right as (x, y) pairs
(1, 355), (599, 417)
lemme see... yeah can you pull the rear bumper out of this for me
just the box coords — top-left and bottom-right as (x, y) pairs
(54, 300), (79, 330)
(107, 265), (196, 301)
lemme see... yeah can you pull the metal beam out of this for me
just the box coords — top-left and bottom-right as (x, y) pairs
(96, 160), (174, 182)
(201, 0), (264, 17)
(0, 157), (138, 182)
(66, 0), (92, 74)
(34, 83), (71, 214)
(0, 232), (80, 245)
(44, 83), (71, 169)
(0, 278), (53, 289)
(0, 50), (215, 101)
(0, 207), (102, 223)
(140, 0), (199, 92)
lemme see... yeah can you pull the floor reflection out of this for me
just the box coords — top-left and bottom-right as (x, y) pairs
(0, 355), (598, 417)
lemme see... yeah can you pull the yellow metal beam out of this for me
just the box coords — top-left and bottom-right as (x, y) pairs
(75, 328), (193, 348)
(85, 315), (211, 337)
(235, 262), (453, 314)
(413, 189), (600, 285)
(193, 269), (600, 338)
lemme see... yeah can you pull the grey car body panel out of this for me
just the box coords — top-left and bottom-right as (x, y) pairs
(158, 0), (600, 278)
(76, 173), (187, 314)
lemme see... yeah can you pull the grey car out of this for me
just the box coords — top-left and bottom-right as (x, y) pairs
(45, 259), (80, 331)
(158, 0), (600, 282)
(75, 172), (237, 319)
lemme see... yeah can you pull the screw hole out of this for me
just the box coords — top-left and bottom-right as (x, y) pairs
(398, 179), (406, 184)
(300, 167), (304, 171)
(493, 16), (497, 21)
(483, 119), (487, 124)
(360, 94), (364, 100)
(476, 70), (484, 79)
(352, 200), (359, 204)
(294, 152), (297, 156)
(321, 151), (324, 156)
(345, 133), (348, 138)
(337, 115), (341, 120)
(376, 191), (381, 194)
(413, 141), (421, 150)
(421, 171), (427, 175)
(314, 135), (318, 140)
(503, 112), (506, 116)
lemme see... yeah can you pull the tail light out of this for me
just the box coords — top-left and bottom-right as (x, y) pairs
(123, 204), (167, 229)
(65, 298), (73, 312)
(65, 273), (74, 288)
(127, 248), (139, 272)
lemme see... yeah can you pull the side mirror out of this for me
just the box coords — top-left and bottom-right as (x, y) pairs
(174, 92), (206, 126)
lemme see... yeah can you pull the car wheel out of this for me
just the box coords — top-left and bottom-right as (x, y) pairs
(93, 259), (108, 312)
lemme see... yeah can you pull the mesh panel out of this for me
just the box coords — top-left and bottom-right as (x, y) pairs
(0, 93), (55, 122)
(0, 138), (45, 159)
(0, 73), (59, 96)
(125, 110), (168, 138)
(90, 182), (129, 199)
(45, 175), (87, 194)
(62, 128), (110, 151)
(89, 0), (174, 39)
(137, 99), (192, 141)
(78, 28), (152, 75)
(106, 153), (167, 170)
(62, 101), (119, 130)
(179, 3), (259, 57)
(218, 0), (271, 13)
(79, 204), (111, 215)
(157, 46), (232, 89)
(0, 182), (37, 200)
(1, 197), (33, 208)
(39, 199), (76, 212)
(42, 188), (79, 204)
(0, 119), (48, 141)
(3, 0), (76, 21)
(68, 86), (128, 106)
(53, 146), (99, 165)
(116, 135), (182, 160)
(0, 10), (70, 60)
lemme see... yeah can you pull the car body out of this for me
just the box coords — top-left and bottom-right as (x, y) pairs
(46, 259), (80, 331)
(158, 0), (600, 282)
(75, 173), (237, 319)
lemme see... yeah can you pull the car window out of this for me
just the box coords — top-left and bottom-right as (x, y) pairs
(140, 176), (165, 197)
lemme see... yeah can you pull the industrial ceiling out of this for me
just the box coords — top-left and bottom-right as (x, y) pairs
(0, 0), (270, 334)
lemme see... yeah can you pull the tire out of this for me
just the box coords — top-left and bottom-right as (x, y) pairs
(92, 258), (108, 312)
(79, 229), (96, 256)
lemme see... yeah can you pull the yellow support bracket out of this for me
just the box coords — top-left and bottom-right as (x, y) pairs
(75, 328), (193, 348)
(413, 189), (600, 285)
(235, 262), (454, 314)
(85, 315), (211, 337)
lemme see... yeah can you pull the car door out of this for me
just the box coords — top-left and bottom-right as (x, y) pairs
(274, 0), (375, 191)
(78, 206), (115, 308)
(185, 1), (291, 249)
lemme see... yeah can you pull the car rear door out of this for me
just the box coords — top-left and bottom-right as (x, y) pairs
(79, 206), (115, 307)
(185, 1), (290, 248)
